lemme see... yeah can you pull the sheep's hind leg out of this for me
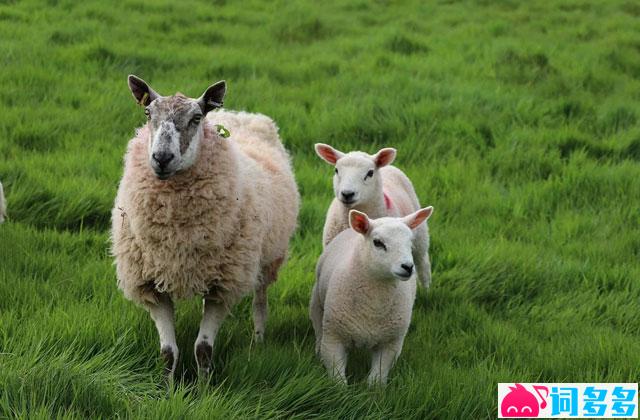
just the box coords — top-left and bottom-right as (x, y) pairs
(253, 257), (283, 343)
(194, 298), (228, 378)
(147, 293), (178, 380)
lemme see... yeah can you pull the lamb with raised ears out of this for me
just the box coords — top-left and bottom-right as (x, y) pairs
(314, 143), (432, 288)
(310, 207), (433, 386)
(0, 181), (5, 223)
(111, 75), (300, 379)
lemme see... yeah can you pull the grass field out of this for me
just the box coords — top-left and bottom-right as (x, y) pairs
(1, 0), (640, 418)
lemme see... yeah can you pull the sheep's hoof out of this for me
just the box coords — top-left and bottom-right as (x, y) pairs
(160, 345), (176, 379)
(254, 330), (264, 343)
(195, 341), (213, 377)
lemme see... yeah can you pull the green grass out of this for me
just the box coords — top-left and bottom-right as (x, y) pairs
(1, 0), (640, 418)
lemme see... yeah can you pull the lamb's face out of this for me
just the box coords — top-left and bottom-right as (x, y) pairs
(314, 144), (396, 208)
(365, 219), (416, 281)
(126, 75), (226, 180)
(333, 153), (380, 207)
(349, 207), (433, 281)
(145, 96), (203, 180)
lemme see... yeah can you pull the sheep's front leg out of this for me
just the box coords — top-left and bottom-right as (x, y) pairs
(367, 340), (403, 387)
(194, 298), (228, 377)
(320, 334), (348, 384)
(309, 283), (324, 355)
(147, 294), (178, 378)
(413, 224), (431, 289)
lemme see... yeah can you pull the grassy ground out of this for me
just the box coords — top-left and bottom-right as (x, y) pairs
(1, 0), (639, 418)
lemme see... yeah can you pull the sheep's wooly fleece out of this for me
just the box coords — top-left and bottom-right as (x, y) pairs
(111, 111), (300, 308)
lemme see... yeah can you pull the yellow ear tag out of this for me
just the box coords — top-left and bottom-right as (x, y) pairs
(215, 124), (230, 138)
(139, 92), (149, 106)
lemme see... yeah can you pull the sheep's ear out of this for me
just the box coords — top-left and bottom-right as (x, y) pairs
(349, 210), (370, 235)
(373, 148), (396, 168)
(128, 75), (159, 106)
(404, 206), (433, 230)
(198, 80), (226, 114)
(315, 143), (344, 165)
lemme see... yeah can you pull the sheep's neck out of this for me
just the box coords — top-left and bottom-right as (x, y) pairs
(349, 191), (387, 220)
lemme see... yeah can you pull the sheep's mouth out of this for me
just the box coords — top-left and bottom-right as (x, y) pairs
(339, 198), (358, 206)
(154, 170), (174, 180)
(393, 271), (412, 281)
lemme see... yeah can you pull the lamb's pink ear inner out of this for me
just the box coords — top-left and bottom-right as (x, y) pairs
(349, 210), (370, 234)
(374, 148), (396, 167)
(315, 144), (342, 165)
(406, 206), (433, 230)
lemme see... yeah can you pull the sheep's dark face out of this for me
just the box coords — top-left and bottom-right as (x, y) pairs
(145, 95), (203, 179)
(127, 75), (226, 180)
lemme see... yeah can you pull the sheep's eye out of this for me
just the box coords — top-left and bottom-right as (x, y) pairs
(190, 115), (202, 125)
(373, 239), (386, 250)
(144, 108), (151, 120)
(365, 169), (374, 179)
(334, 168), (339, 175)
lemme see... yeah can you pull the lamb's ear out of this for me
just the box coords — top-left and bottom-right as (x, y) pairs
(128, 75), (159, 106)
(373, 148), (396, 168)
(315, 143), (344, 165)
(198, 80), (226, 114)
(404, 206), (433, 230)
(349, 210), (370, 235)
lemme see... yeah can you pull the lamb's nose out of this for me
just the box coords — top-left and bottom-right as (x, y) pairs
(401, 263), (414, 275)
(152, 152), (175, 169)
(341, 190), (355, 201)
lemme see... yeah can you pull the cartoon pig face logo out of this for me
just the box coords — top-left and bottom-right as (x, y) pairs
(501, 384), (548, 417)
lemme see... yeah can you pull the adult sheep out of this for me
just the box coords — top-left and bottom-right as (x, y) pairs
(111, 75), (300, 378)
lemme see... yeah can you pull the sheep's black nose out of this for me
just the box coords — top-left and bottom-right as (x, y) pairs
(341, 190), (355, 201)
(152, 152), (175, 169)
(401, 263), (414, 275)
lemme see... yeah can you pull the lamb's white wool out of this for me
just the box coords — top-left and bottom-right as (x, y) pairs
(111, 75), (300, 378)
(0, 181), (6, 223)
(310, 207), (433, 386)
(314, 143), (432, 288)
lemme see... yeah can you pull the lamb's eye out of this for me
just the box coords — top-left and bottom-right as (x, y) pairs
(190, 115), (202, 125)
(373, 239), (386, 251)
(335, 168), (339, 175)
(144, 108), (151, 120)
(365, 169), (374, 179)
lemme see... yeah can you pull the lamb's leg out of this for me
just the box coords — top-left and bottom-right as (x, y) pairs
(194, 298), (228, 377)
(309, 283), (324, 355)
(367, 340), (403, 387)
(253, 257), (283, 343)
(320, 333), (348, 384)
(413, 224), (431, 289)
(147, 294), (178, 379)
(415, 250), (432, 289)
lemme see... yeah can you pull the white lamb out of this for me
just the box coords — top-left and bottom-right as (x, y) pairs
(0, 181), (5, 223)
(111, 75), (300, 378)
(310, 207), (433, 386)
(314, 144), (432, 288)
